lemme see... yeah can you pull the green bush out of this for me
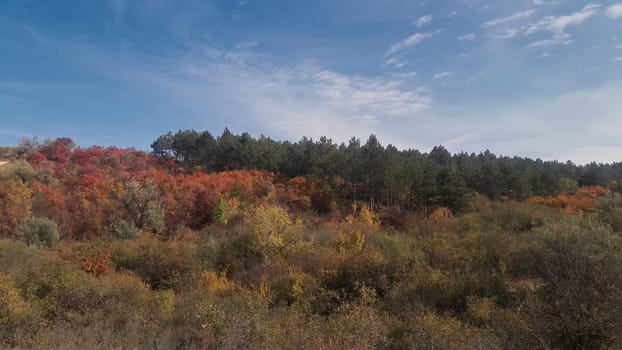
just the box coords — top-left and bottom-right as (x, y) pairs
(16, 216), (60, 247)
(110, 219), (142, 240)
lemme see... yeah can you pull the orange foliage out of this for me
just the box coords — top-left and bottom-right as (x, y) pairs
(0, 180), (32, 234)
(13, 141), (278, 236)
(278, 176), (312, 211)
(429, 207), (453, 223)
(529, 185), (611, 215)
(82, 251), (113, 277)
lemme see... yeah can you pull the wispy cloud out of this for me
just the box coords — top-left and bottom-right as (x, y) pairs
(482, 10), (535, 28)
(606, 4), (622, 18)
(457, 33), (477, 41)
(524, 4), (601, 35)
(523, 4), (601, 48)
(433, 72), (453, 79)
(383, 56), (408, 68)
(435, 81), (622, 164)
(533, 0), (560, 5)
(527, 33), (572, 48)
(393, 72), (418, 79)
(385, 30), (441, 57)
(147, 44), (435, 144)
(414, 15), (433, 28)
(494, 28), (520, 39)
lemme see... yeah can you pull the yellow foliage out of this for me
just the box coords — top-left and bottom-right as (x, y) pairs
(244, 205), (304, 250)
(358, 205), (379, 227)
(467, 297), (494, 321)
(334, 232), (347, 253)
(271, 271), (305, 305)
(333, 230), (365, 253)
(0, 180), (32, 233)
(197, 270), (234, 294)
(0, 271), (40, 345)
(154, 290), (176, 316)
(0, 272), (28, 326)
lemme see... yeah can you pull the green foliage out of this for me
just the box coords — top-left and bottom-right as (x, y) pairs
(0, 160), (35, 182)
(110, 219), (142, 240)
(111, 236), (200, 290)
(597, 193), (622, 231)
(120, 179), (165, 233)
(2, 132), (622, 348)
(528, 217), (622, 349)
(0, 272), (41, 346)
(16, 216), (60, 247)
(212, 194), (228, 226)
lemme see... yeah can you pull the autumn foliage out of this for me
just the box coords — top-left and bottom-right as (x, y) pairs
(1, 137), (622, 349)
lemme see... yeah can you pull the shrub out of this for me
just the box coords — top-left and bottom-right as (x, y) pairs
(528, 217), (622, 349)
(110, 219), (142, 240)
(16, 216), (60, 247)
(0, 272), (41, 346)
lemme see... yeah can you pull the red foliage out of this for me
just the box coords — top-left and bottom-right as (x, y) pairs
(40, 138), (74, 163)
(26, 151), (47, 165)
(82, 251), (113, 277)
(17, 142), (277, 237)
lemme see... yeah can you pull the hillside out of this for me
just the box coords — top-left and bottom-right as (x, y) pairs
(0, 135), (621, 349)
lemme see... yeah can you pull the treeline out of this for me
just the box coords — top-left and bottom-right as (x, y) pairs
(152, 129), (622, 213)
(3, 136), (622, 348)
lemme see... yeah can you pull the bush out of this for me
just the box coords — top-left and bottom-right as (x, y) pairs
(16, 216), (60, 247)
(528, 217), (622, 349)
(0, 272), (41, 346)
(110, 219), (142, 240)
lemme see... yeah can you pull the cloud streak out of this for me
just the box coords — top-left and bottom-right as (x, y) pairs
(482, 10), (535, 28)
(414, 15), (433, 28)
(523, 4), (601, 48)
(385, 30), (442, 57)
(457, 33), (477, 41)
(524, 4), (601, 35)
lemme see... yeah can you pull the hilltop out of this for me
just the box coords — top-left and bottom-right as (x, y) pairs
(0, 134), (621, 349)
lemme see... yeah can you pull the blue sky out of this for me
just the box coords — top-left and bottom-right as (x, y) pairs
(1, 0), (621, 163)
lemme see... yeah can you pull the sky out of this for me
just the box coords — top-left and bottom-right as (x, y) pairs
(1, 0), (621, 164)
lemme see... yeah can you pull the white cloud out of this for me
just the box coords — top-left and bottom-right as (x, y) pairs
(606, 4), (622, 18)
(524, 4), (601, 48)
(533, 0), (560, 5)
(524, 4), (601, 34)
(494, 28), (520, 39)
(384, 56), (408, 68)
(528, 33), (572, 48)
(482, 10), (535, 28)
(153, 46), (435, 143)
(414, 15), (433, 28)
(433, 72), (453, 79)
(615, 56), (622, 61)
(457, 33), (477, 41)
(434, 81), (622, 164)
(446, 11), (458, 18)
(385, 30), (441, 57)
(394, 72), (418, 79)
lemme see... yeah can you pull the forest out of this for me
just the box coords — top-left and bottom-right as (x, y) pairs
(1, 132), (622, 349)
